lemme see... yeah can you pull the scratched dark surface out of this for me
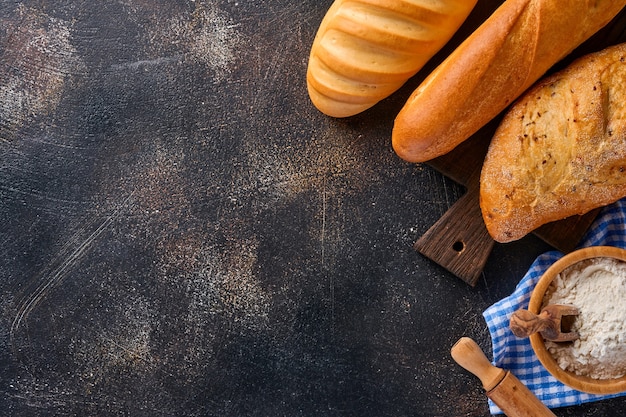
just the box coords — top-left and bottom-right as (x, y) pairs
(1, 1), (626, 416)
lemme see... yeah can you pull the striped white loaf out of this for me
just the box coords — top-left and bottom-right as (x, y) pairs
(307, 0), (477, 118)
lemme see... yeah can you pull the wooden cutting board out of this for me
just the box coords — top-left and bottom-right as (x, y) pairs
(413, 7), (626, 287)
(414, 121), (599, 287)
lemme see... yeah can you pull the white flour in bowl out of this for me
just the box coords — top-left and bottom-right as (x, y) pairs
(543, 257), (626, 379)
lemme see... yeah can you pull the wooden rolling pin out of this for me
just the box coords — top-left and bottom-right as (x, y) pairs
(451, 337), (556, 417)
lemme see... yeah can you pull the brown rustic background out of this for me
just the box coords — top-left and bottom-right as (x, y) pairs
(1, 1), (626, 416)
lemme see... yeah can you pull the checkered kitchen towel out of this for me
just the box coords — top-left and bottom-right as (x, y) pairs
(483, 198), (626, 414)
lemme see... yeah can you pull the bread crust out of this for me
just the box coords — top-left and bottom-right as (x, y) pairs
(307, 0), (477, 118)
(392, 0), (626, 162)
(480, 43), (626, 243)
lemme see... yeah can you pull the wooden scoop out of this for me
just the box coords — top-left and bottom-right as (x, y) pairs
(510, 304), (579, 342)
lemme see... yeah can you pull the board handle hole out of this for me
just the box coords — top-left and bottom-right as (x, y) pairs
(452, 241), (465, 253)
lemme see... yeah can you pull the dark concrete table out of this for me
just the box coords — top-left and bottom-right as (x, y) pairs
(1, 1), (625, 415)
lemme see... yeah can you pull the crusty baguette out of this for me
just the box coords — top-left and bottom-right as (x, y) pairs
(480, 42), (626, 243)
(392, 0), (626, 163)
(307, 0), (477, 118)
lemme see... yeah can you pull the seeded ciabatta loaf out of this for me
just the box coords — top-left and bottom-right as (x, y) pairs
(480, 42), (626, 243)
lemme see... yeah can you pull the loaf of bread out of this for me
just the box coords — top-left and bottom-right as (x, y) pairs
(480, 43), (626, 243)
(306, 0), (477, 118)
(392, 0), (625, 163)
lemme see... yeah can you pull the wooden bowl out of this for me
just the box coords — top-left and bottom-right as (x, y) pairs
(528, 246), (626, 394)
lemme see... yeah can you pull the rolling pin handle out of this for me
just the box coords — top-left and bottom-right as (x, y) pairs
(451, 337), (505, 391)
(451, 337), (557, 417)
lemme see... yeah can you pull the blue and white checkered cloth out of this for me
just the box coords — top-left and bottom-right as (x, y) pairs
(483, 198), (626, 414)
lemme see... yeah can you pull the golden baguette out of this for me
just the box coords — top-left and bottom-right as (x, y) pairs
(307, 0), (477, 118)
(392, 0), (626, 163)
(480, 43), (626, 243)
